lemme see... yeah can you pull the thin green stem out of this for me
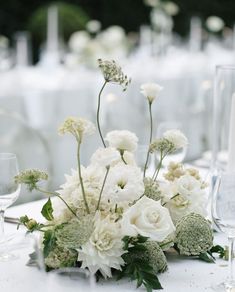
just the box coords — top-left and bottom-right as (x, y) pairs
(143, 102), (153, 178)
(120, 150), (127, 164)
(35, 186), (78, 218)
(97, 81), (107, 147)
(96, 166), (110, 211)
(77, 141), (90, 214)
(152, 150), (163, 181)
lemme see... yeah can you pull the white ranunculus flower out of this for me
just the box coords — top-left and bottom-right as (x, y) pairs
(163, 129), (188, 149)
(206, 16), (225, 33)
(91, 147), (120, 167)
(105, 130), (138, 152)
(78, 212), (125, 278)
(140, 83), (163, 103)
(121, 196), (175, 241)
(103, 163), (144, 203)
(165, 174), (207, 223)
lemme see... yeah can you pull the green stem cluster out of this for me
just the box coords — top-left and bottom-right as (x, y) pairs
(96, 166), (110, 210)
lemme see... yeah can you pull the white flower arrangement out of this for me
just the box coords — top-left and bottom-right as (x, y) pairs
(16, 59), (218, 291)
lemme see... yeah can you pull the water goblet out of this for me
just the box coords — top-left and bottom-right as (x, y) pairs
(0, 152), (21, 260)
(212, 173), (235, 291)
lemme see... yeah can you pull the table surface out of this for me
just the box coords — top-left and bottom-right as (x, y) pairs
(1, 199), (229, 292)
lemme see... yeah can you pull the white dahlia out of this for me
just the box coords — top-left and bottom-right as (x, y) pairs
(78, 212), (125, 278)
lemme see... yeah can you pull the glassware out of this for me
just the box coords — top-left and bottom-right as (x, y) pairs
(46, 267), (96, 292)
(156, 121), (187, 167)
(0, 152), (21, 259)
(212, 173), (235, 291)
(212, 65), (235, 173)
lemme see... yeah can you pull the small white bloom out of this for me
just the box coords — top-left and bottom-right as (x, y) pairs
(69, 31), (91, 53)
(86, 19), (101, 33)
(91, 147), (120, 167)
(78, 212), (125, 278)
(206, 16), (224, 33)
(165, 174), (207, 223)
(140, 83), (163, 103)
(163, 129), (188, 149)
(105, 130), (138, 152)
(104, 163), (144, 203)
(163, 2), (179, 16)
(121, 196), (175, 242)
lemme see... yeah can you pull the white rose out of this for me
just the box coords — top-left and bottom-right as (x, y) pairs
(105, 130), (138, 152)
(140, 83), (163, 103)
(163, 129), (188, 149)
(91, 147), (120, 167)
(121, 196), (175, 241)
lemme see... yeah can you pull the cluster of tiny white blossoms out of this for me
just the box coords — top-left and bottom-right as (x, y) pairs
(17, 61), (212, 291)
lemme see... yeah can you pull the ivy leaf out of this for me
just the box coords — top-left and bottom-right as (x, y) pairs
(43, 229), (56, 257)
(41, 198), (54, 221)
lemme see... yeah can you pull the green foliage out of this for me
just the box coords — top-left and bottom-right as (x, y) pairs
(19, 215), (46, 232)
(41, 198), (54, 221)
(28, 2), (89, 43)
(43, 229), (57, 257)
(117, 235), (163, 291)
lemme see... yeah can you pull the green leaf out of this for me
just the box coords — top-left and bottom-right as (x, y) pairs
(210, 245), (226, 258)
(43, 229), (56, 257)
(41, 198), (54, 221)
(198, 252), (215, 263)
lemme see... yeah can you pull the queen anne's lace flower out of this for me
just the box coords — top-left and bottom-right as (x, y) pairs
(105, 130), (138, 152)
(98, 59), (131, 91)
(144, 177), (162, 201)
(103, 163), (144, 203)
(175, 213), (213, 256)
(15, 169), (48, 191)
(78, 212), (125, 278)
(58, 117), (95, 141)
(140, 83), (163, 103)
(45, 246), (78, 269)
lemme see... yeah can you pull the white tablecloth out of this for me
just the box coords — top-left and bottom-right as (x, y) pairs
(1, 199), (229, 292)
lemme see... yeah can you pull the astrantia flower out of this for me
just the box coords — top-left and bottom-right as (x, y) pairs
(78, 212), (125, 278)
(103, 164), (144, 203)
(121, 196), (175, 242)
(98, 59), (131, 91)
(140, 83), (163, 103)
(105, 130), (138, 152)
(90, 147), (120, 167)
(58, 117), (95, 141)
(15, 169), (48, 191)
(175, 213), (213, 256)
(164, 174), (207, 223)
(163, 129), (188, 150)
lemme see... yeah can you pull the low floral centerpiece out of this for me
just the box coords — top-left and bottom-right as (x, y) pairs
(16, 59), (222, 291)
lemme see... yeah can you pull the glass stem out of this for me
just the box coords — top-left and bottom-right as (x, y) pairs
(0, 210), (5, 237)
(228, 237), (235, 283)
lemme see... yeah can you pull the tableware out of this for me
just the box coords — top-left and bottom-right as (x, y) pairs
(0, 152), (21, 260)
(212, 173), (235, 291)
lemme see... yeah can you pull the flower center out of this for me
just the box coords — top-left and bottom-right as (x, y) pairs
(147, 211), (160, 224)
(94, 232), (114, 251)
(117, 180), (127, 189)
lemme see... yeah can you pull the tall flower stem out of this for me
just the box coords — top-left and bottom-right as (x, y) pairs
(97, 81), (108, 147)
(143, 101), (153, 177)
(77, 140), (90, 214)
(152, 150), (164, 181)
(228, 237), (235, 285)
(35, 186), (78, 218)
(0, 210), (5, 237)
(96, 166), (110, 211)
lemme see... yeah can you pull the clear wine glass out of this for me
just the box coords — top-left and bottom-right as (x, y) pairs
(156, 121), (187, 167)
(0, 153), (21, 260)
(212, 173), (235, 291)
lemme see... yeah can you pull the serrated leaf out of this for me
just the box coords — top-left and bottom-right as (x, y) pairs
(41, 198), (54, 221)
